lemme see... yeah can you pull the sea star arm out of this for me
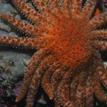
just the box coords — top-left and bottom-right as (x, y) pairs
(50, 0), (68, 18)
(32, 0), (63, 22)
(58, 0), (70, 17)
(96, 65), (107, 88)
(92, 77), (107, 102)
(88, 12), (107, 30)
(31, 0), (60, 26)
(51, 66), (68, 97)
(12, 0), (56, 25)
(56, 71), (77, 107)
(75, 72), (87, 107)
(11, 0), (41, 24)
(85, 76), (94, 107)
(0, 36), (36, 49)
(96, 40), (107, 51)
(82, 0), (97, 19)
(70, 73), (79, 101)
(94, 53), (107, 88)
(91, 30), (107, 40)
(75, 84), (85, 107)
(16, 49), (50, 102)
(26, 55), (55, 107)
(56, 71), (71, 107)
(70, 0), (82, 16)
(42, 62), (60, 100)
(32, 0), (48, 12)
(0, 13), (37, 37)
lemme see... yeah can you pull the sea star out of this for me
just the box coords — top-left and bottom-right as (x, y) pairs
(0, 0), (107, 107)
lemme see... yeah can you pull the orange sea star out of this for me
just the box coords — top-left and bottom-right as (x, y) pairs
(0, 0), (107, 107)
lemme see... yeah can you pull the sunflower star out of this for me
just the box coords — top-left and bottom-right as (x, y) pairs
(0, 0), (107, 107)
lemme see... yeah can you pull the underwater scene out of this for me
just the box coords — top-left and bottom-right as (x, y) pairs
(0, 0), (107, 107)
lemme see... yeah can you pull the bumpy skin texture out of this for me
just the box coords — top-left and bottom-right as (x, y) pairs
(0, 0), (107, 107)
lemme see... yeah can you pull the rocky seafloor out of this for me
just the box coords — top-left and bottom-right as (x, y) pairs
(0, 0), (107, 107)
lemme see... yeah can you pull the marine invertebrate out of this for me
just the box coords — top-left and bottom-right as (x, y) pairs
(0, 0), (107, 107)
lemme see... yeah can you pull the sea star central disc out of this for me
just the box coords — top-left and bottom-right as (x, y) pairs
(46, 17), (92, 68)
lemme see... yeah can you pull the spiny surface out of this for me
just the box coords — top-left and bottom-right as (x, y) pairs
(0, 0), (107, 107)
